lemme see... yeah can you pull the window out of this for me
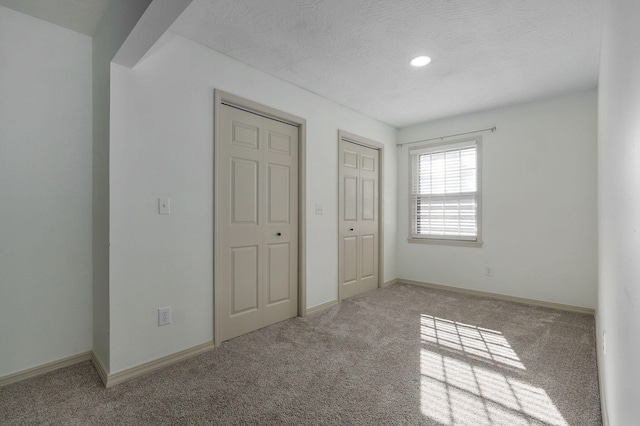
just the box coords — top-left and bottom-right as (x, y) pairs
(409, 137), (482, 246)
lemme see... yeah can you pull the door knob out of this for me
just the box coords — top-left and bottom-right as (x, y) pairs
(277, 232), (282, 236)
(349, 228), (354, 231)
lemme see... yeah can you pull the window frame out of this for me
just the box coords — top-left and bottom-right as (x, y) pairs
(407, 136), (483, 247)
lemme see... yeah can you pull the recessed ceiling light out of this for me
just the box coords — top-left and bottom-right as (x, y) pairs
(410, 56), (432, 67)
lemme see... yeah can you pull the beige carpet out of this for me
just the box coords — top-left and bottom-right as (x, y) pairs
(1, 283), (601, 425)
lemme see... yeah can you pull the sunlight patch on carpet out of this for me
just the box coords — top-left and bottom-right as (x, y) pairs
(420, 314), (525, 370)
(419, 315), (568, 425)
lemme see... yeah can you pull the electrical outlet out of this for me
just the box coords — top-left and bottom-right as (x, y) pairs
(158, 307), (171, 326)
(485, 265), (493, 276)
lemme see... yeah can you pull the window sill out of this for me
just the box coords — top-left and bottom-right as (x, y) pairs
(407, 237), (483, 248)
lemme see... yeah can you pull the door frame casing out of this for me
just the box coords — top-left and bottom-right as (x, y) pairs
(214, 90), (307, 346)
(337, 130), (385, 302)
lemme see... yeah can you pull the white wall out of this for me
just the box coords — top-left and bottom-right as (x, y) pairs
(108, 33), (397, 373)
(397, 90), (598, 309)
(0, 6), (93, 377)
(597, 0), (640, 422)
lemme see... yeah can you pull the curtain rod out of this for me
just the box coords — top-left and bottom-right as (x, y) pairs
(396, 126), (496, 148)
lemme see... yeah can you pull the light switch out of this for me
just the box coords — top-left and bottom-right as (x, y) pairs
(158, 197), (171, 215)
(315, 203), (325, 215)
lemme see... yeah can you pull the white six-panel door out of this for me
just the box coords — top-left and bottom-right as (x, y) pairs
(218, 104), (298, 342)
(339, 138), (379, 300)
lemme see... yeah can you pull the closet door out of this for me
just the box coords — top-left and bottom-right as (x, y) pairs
(339, 139), (379, 300)
(218, 104), (298, 342)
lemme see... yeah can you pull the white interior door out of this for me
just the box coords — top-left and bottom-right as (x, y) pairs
(339, 138), (379, 300)
(218, 104), (298, 342)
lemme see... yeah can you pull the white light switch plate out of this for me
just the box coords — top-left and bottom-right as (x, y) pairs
(158, 197), (171, 215)
(315, 203), (324, 215)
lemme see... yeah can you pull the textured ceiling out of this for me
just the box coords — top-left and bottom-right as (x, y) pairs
(1, 0), (603, 127)
(171, 0), (603, 128)
(0, 0), (111, 35)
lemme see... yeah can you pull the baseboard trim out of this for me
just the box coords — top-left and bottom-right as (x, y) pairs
(595, 313), (609, 426)
(397, 278), (596, 315)
(306, 299), (339, 315)
(91, 352), (109, 387)
(0, 351), (92, 388)
(102, 341), (215, 388)
(382, 279), (398, 288)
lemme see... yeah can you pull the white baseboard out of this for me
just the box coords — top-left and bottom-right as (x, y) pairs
(91, 352), (109, 386)
(0, 351), (92, 388)
(0, 341), (216, 390)
(382, 279), (398, 288)
(396, 278), (596, 315)
(595, 312), (609, 426)
(304, 279), (400, 314)
(99, 340), (215, 388)
(306, 299), (338, 315)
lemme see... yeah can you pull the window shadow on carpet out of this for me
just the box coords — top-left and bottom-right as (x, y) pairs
(419, 314), (568, 425)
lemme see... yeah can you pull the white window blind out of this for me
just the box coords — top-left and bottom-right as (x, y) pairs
(410, 139), (479, 241)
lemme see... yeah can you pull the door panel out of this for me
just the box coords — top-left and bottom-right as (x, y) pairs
(361, 154), (375, 171)
(231, 158), (259, 224)
(343, 236), (358, 285)
(262, 114), (298, 327)
(231, 121), (259, 149)
(266, 242), (291, 305)
(267, 130), (292, 154)
(360, 234), (375, 279)
(219, 104), (298, 342)
(267, 164), (291, 223)
(343, 150), (358, 168)
(339, 138), (380, 300)
(230, 246), (259, 315)
(344, 176), (358, 221)
(361, 178), (375, 221)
